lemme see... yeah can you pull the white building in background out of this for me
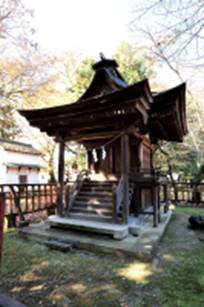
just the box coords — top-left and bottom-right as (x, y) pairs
(0, 139), (43, 184)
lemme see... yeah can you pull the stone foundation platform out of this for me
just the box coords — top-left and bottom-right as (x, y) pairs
(18, 211), (172, 261)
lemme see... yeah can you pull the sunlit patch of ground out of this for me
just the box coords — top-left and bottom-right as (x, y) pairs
(162, 253), (176, 262)
(117, 262), (153, 284)
(169, 203), (176, 210)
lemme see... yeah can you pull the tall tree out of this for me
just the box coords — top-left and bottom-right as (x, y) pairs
(131, 1), (204, 186)
(131, 0), (204, 69)
(0, 0), (56, 139)
(113, 41), (154, 83)
(68, 57), (94, 100)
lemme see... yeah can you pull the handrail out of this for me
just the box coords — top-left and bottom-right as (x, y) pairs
(112, 175), (125, 223)
(113, 175), (135, 223)
(116, 175), (125, 214)
(65, 169), (90, 214)
(129, 168), (168, 182)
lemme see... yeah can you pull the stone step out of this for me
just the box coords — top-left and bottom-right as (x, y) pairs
(47, 215), (129, 240)
(71, 206), (112, 216)
(69, 212), (113, 223)
(73, 200), (112, 208)
(35, 239), (73, 252)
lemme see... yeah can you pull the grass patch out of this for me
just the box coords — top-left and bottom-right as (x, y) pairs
(1, 207), (204, 306)
(1, 230), (144, 306)
(174, 206), (204, 216)
(141, 244), (204, 307)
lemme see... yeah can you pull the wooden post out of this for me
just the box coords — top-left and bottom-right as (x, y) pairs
(65, 184), (71, 216)
(112, 184), (118, 223)
(0, 193), (5, 266)
(31, 185), (35, 212)
(57, 140), (65, 216)
(121, 134), (129, 224)
(134, 186), (141, 217)
(164, 184), (168, 213)
(158, 185), (161, 223)
(153, 185), (159, 227)
(10, 186), (25, 223)
(87, 149), (94, 171)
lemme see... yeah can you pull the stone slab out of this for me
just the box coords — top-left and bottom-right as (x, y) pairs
(18, 211), (172, 261)
(0, 293), (26, 307)
(33, 239), (73, 252)
(48, 215), (129, 240)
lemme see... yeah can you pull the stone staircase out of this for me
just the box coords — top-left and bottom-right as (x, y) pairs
(68, 180), (117, 223)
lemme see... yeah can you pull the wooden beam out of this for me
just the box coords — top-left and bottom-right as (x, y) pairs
(65, 130), (122, 142)
(20, 80), (150, 122)
(45, 114), (141, 139)
(72, 124), (114, 133)
(70, 126), (115, 136)
(135, 103), (149, 125)
(131, 130), (154, 150)
(36, 110), (139, 135)
(83, 139), (112, 149)
(57, 140), (65, 216)
(121, 134), (130, 224)
(29, 99), (140, 128)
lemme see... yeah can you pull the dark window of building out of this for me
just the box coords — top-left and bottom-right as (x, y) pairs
(19, 175), (27, 184)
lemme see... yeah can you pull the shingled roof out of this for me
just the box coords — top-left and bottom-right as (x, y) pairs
(0, 139), (41, 155)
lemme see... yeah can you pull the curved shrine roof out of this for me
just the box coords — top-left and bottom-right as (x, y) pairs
(149, 83), (187, 142)
(19, 57), (187, 143)
(79, 59), (128, 100)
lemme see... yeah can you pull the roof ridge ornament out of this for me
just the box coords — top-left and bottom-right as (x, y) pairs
(99, 52), (106, 60)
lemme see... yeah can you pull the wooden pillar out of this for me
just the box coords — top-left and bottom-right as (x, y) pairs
(164, 184), (169, 213)
(0, 193), (5, 266)
(134, 186), (141, 217)
(87, 149), (94, 171)
(112, 184), (118, 223)
(121, 134), (129, 224)
(153, 185), (159, 227)
(95, 148), (102, 173)
(57, 140), (65, 216)
(158, 185), (161, 223)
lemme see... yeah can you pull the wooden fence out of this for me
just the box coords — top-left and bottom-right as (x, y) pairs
(169, 182), (204, 204)
(0, 184), (57, 226)
(2, 180), (204, 227)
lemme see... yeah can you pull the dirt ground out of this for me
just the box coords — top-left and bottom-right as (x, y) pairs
(158, 211), (200, 257)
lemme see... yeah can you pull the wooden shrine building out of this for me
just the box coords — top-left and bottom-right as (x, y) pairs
(19, 57), (187, 238)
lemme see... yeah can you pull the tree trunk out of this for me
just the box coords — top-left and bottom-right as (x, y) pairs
(167, 161), (178, 205)
(191, 164), (204, 205)
(192, 184), (200, 205)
